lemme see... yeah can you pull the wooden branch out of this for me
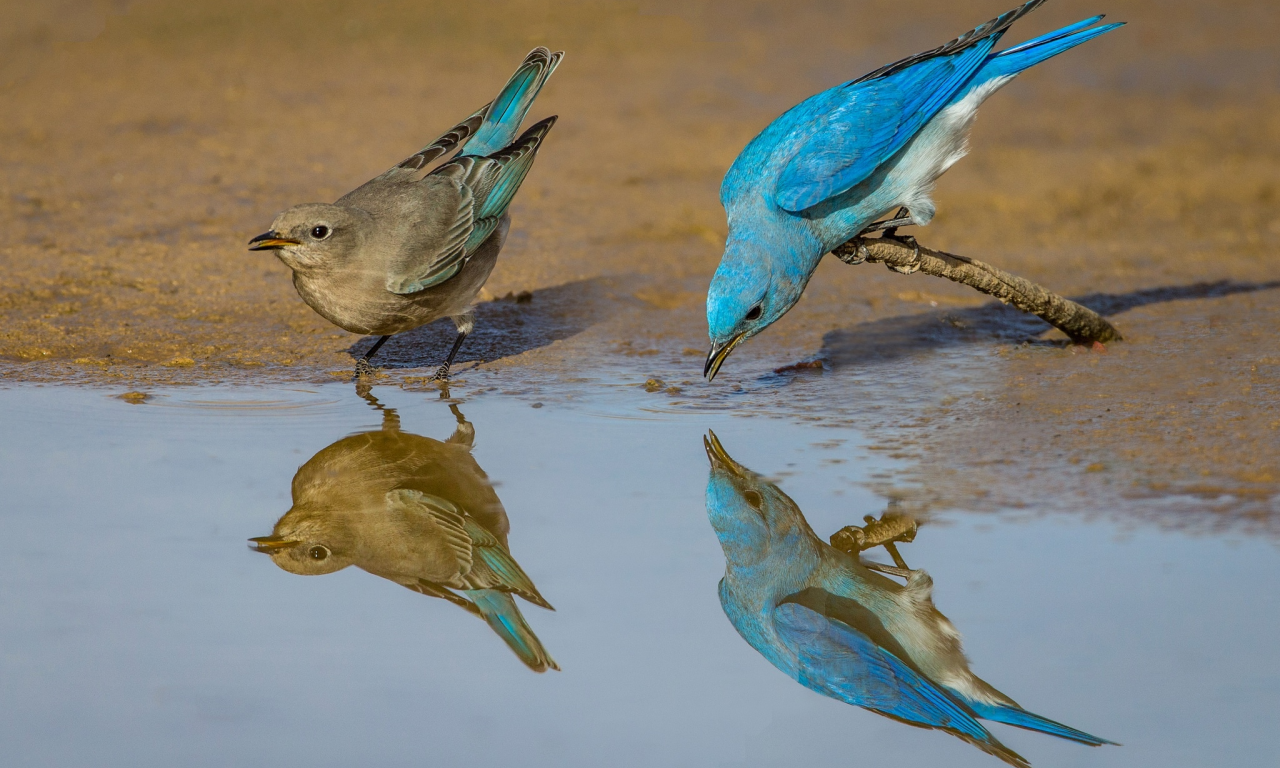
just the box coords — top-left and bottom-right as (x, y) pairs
(831, 236), (1122, 344)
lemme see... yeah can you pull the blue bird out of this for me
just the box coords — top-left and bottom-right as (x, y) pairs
(703, 431), (1115, 766)
(704, 1), (1124, 378)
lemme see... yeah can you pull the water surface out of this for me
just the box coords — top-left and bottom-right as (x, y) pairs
(0, 383), (1276, 767)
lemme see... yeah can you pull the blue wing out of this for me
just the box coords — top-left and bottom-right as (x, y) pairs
(774, 602), (986, 736)
(773, 0), (1047, 212)
(774, 603), (1030, 767)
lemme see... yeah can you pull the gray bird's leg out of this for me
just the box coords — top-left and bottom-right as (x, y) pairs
(445, 403), (475, 448)
(355, 335), (391, 377)
(357, 391), (401, 432)
(432, 312), (474, 382)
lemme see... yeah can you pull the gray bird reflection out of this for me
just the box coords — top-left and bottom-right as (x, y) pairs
(704, 431), (1114, 767)
(250, 397), (558, 672)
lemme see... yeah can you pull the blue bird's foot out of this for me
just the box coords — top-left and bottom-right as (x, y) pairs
(863, 560), (915, 579)
(834, 237), (872, 265)
(831, 511), (918, 575)
(881, 232), (922, 274)
(862, 207), (914, 236)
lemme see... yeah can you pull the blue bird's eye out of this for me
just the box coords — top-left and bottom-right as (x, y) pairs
(311, 225), (331, 240)
(308, 545), (330, 560)
(745, 305), (762, 321)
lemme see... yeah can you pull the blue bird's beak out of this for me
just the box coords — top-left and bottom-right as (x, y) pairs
(704, 334), (745, 381)
(703, 430), (748, 477)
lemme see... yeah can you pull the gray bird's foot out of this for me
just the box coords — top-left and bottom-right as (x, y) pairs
(354, 358), (380, 378)
(430, 363), (451, 382)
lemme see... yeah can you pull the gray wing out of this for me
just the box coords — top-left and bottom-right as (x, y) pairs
(373, 103), (492, 184)
(384, 490), (552, 609)
(385, 116), (556, 295)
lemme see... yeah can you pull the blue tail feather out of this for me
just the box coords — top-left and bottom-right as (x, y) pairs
(469, 589), (559, 673)
(996, 14), (1105, 56)
(464, 48), (562, 157)
(969, 701), (1119, 746)
(974, 20), (1125, 82)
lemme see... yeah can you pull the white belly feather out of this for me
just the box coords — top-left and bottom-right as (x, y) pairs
(885, 74), (1015, 225)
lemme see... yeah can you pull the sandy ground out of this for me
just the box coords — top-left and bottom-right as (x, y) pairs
(1, 0), (1277, 525)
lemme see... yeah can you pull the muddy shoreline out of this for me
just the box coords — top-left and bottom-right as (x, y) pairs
(2, 0), (1277, 523)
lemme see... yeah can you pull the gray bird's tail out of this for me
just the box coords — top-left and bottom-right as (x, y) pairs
(469, 589), (560, 673)
(464, 47), (563, 157)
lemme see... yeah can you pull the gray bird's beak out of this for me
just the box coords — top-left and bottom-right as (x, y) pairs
(248, 231), (301, 250)
(248, 535), (300, 553)
(704, 334), (745, 381)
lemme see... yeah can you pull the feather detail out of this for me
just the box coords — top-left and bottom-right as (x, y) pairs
(402, 579), (482, 617)
(383, 180), (475, 295)
(465, 47), (563, 157)
(853, 0), (1049, 84)
(375, 104), (491, 182)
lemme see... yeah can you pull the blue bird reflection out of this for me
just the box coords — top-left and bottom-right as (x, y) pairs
(704, 431), (1114, 766)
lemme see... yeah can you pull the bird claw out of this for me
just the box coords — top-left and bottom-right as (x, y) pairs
(354, 358), (380, 378)
(430, 363), (451, 382)
(835, 238), (871, 265)
(883, 233), (922, 274)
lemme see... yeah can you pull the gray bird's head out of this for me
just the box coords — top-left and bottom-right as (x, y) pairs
(249, 507), (356, 576)
(248, 203), (371, 273)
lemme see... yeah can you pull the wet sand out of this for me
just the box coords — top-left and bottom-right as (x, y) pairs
(2, 0), (1277, 521)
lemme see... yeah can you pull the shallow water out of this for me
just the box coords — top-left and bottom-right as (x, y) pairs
(1, 383), (1276, 767)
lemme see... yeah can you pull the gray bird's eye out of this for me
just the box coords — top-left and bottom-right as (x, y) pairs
(308, 545), (330, 561)
(745, 305), (762, 321)
(743, 490), (763, 509)
(310, 225), (331, 240)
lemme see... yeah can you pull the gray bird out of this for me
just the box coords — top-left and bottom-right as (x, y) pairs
(250, 397), (558, 672)
(249, 48), (563, 380)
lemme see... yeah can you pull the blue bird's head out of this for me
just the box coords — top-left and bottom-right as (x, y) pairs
(704, 430), (803, 565)
(704, 237), (811, 380)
